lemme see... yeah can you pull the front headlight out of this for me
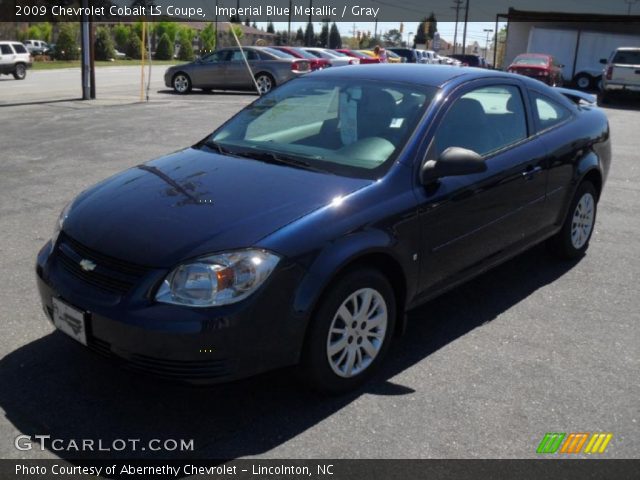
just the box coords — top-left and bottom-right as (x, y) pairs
(155, 250), (280, 307)
(51, 201), (73, 251)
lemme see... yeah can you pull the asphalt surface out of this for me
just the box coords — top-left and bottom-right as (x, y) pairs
(0, 70), (638, 463)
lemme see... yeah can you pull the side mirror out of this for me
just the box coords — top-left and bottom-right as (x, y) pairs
(420, 147), (487, 184)
(599, 58), (607, 64)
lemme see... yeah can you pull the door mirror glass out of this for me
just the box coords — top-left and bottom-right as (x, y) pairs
(420, 147), (487, 184)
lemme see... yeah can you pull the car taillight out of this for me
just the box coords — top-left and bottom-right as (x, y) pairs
(540, 71), (549, 76)
(606, 66), (613, 80)
(291, 60), (309, 72)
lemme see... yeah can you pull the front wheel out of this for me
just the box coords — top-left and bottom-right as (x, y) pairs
(13, 63), (27, 80)
(547, 181), (598, 259)
(172, 73), (191, 94)
(300, 268), (396, 394)
(254, 73), (275, 95)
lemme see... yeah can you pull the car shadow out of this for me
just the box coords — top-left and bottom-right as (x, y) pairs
(156, 89), (258, 97)
(0, 244), (579, 465)
(601, 96), (640, 111)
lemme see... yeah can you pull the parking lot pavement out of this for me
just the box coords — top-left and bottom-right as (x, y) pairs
(0, 93), (638, 462)
(0, 65), (173, 105)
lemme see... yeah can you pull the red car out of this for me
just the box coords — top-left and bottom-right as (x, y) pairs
(270, 46), (331, 71)
(335, 49), (380, 64)
(507, 53), (564, 87)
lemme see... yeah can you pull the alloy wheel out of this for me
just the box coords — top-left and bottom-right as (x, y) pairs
(571, 192), (595, 249)
(326, 288), (388, 378)
(255, 75), (273, 95)
(173, 74), (189, 94)
(15, 64), (26, 79)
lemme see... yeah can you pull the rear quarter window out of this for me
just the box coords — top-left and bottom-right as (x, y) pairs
(531, 92), (572, 131)
(12, 44), (28, 54)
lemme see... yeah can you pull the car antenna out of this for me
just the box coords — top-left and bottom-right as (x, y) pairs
(228, 22), (262, 95)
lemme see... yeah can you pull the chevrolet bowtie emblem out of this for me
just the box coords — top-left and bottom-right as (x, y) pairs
(79, 259), (97, 272)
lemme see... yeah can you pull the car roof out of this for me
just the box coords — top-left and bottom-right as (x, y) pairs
(308, 64), (515, 88)
(516, 53), (551, 57)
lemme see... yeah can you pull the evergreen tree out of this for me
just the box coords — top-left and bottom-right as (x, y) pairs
(56, 23), (79, 60)
(94, 26), (115, 60)
(319, 19), (329, 47)
(177, 35), (194, 61)
(328, 23), (341, 49)
(266, 21), (275, 34)
(295, 27), (304, 45)
(125, 30), (144, 59)
(304, 21), (315, 47)
(155, 33), (173, 60)
(112, 24), (130, 52)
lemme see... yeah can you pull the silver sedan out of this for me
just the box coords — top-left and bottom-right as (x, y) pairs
(164, 47), (311, 95)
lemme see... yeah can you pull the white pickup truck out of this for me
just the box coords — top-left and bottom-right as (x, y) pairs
(599, 47), (640, 104)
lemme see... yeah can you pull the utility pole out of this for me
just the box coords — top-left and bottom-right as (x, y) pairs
(215, 0), (219, 48)
(80, 0), (90, 100)
(624, 0), (638, 14)
(461, 0), (470, 55)
(483, 28), (493, 59)
(287, 0), (292, 43)
(451, 0), (462, 55)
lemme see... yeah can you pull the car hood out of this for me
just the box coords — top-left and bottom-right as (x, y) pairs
(63, 148), (370, 267)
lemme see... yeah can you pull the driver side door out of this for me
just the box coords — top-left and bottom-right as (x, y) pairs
(192, 49), (231, 88)
(414, 80), (549, 295)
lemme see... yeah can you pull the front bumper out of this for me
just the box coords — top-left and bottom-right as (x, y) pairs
(36, 239), (308, 384)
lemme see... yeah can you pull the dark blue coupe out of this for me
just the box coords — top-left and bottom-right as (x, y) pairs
(37, 65), (611, 392)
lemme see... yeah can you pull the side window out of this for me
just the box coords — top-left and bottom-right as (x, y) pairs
(433, 85), (528, 157)
(203, 50), (229, 63)
(231, 50), (257, 61)
(0, 45), (12, 55)
(12, 44), (27, 54)
(531, 93), (571, 131)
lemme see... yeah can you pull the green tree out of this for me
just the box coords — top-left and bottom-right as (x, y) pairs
(266, 21), (275, 34)
(295, 27), (304, 45)
(319, 19), (329, 47)
(56, 23), (79, 60)
(427, 12), (437, 41)
(26, 22), (53, 42)
(113, 24), (130, 51)
(125, 30), (144, 59)
(382, 29), (402, 47)
(328, 22), (341, 49)
(227, 24), (244, 44)
(155, 32), (173, 60)
(200, 23), (216, 53)
(155, 21), (179, 45)
(304, 21), (315, 47)
(94, 26), (115, 60)
(177, 35), (194, 61)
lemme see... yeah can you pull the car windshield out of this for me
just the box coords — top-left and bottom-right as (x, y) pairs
(206, 78), (437, 179)
(514, 56), (549, 66)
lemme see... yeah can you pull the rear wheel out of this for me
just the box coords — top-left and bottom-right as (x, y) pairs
(254, 73), (275, 95)
(13, 63), (26, 80)
(172, 73), (191, 94)
(547, 181), (598, 259)
(300, 268), (396, 394)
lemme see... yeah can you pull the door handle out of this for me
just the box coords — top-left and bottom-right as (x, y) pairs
(522, 165), (542, 179)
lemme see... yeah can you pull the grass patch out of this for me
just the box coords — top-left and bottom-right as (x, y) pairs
(32, 59), (185, 70)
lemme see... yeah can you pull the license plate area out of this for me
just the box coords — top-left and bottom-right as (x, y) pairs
(52, 297), (88, 346)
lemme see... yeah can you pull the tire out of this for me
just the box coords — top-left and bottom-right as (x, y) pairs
(597, 91), (610, 106)
(172, 72), (191, 94)
(254, 72), (275, 95)
(13, 63), (27, 80)
(574, 73), (592, 90)
(300, 268), (397, 394)
(547, 181), (598, 259)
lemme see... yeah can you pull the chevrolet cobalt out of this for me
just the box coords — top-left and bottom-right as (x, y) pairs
(37, 65), (611, 393)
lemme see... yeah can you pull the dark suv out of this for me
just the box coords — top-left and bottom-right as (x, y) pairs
(388, 48), (420, 64)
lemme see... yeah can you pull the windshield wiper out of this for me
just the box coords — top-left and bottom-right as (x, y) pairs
(201, 139), (236, 156)
(233, 150), (330, 174)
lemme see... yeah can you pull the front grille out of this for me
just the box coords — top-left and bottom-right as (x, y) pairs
(87, 337), (228, 381)
(56, 232), (150, 295)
